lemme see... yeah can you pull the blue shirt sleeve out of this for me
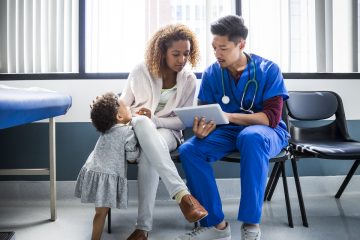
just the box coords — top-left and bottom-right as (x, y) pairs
(262, 62), (289, 101)
(198, 68), (216, 104)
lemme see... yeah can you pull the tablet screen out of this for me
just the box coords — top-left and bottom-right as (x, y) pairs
(173, 104), (229, 127)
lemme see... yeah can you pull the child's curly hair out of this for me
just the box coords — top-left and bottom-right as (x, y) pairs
(90, 93), (119, 133)
(145, 23), (200, 78)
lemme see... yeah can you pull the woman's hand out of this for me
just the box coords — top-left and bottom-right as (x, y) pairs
(136, 107), (152, 118)
(192, 117), (216, 139)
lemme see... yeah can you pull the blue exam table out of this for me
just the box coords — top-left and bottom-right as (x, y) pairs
(0, 85), (72, 221)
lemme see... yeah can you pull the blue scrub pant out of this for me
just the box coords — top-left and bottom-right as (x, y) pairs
(179, 124), (288, 227)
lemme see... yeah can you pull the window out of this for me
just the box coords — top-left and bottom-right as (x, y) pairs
(2, 0), (360, 77)
(176, 5), (183, 21)
(186, 5), (191, 21)
(0, 0), (79, 74)
(242, 0), (359, 73)
(0, 0), (235, 76)
(195, 5), (201, 20)
(85, 0), (236, 73)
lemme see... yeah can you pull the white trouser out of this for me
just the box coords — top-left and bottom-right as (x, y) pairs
(131, 116), (188, 231)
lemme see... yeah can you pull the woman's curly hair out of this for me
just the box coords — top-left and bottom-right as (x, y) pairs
(145, 23), (200, 78)
(90, 93), (119, 133)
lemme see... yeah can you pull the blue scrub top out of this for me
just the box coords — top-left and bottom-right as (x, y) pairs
(198, 53), (289, 130)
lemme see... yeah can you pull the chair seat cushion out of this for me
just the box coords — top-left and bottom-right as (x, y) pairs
(169, 148), (289, 163)
(292, 141), (360, 159)
(170, 150), (180, 162)
(222, 148), (289, 163)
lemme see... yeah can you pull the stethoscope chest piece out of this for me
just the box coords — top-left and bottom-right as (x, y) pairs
(222, 95), (230, 104)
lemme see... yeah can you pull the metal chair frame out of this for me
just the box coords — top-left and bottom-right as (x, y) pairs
(266, 91), (360, 228)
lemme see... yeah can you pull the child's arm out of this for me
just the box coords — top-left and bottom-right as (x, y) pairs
(125, 128), (140, 162)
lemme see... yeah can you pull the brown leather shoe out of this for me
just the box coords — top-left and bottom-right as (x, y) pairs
(179, 194), (208, 223)
(126, 229), (148, 240)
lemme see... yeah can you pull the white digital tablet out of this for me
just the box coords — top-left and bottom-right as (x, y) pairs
(173, 104), (229, 127)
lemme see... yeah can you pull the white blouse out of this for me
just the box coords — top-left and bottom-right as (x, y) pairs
(155, 85), (177, 114)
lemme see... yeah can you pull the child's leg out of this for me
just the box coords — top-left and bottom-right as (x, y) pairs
(92, 207), (109, 240)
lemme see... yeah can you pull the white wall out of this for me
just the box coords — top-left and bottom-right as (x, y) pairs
(1, 78), (360, 122)
(284, 79), (360, 120)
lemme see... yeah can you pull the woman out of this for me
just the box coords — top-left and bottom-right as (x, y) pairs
(120, 24), (207, 240)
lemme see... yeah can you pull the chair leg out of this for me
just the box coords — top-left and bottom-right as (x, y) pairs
(107, 208), (112, 234)
(280, 162), (294, 228)
(335, 160), (360, 199)
(193, 221), (199, 229)
(264, 162), (280, 201)
(266, 163), (282, 201)
(291, 157), (308, 227)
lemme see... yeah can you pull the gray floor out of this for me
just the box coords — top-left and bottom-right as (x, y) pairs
(0, 176), (359, 240)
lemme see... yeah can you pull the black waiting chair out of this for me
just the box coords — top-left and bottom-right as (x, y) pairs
(267, 91), (360, 228)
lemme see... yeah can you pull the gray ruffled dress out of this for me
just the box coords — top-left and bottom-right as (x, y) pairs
(75, 124), (139, 209)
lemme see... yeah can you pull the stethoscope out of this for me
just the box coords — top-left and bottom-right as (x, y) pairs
(220, 53), (258, 114)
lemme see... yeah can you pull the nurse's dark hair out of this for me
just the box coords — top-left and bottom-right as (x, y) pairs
(145, 23), (200, 78)
(90, 92), (119, 133)
(211, 15), (248, 43)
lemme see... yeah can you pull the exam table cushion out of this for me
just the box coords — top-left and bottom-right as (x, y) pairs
(0, 86), (72, 129)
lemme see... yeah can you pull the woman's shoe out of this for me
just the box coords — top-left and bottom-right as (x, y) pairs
(127, 229), (148, 240)
(179, 194), (208, 222)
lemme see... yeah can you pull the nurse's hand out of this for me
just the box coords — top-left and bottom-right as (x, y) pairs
(193, 117), (216, 139)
